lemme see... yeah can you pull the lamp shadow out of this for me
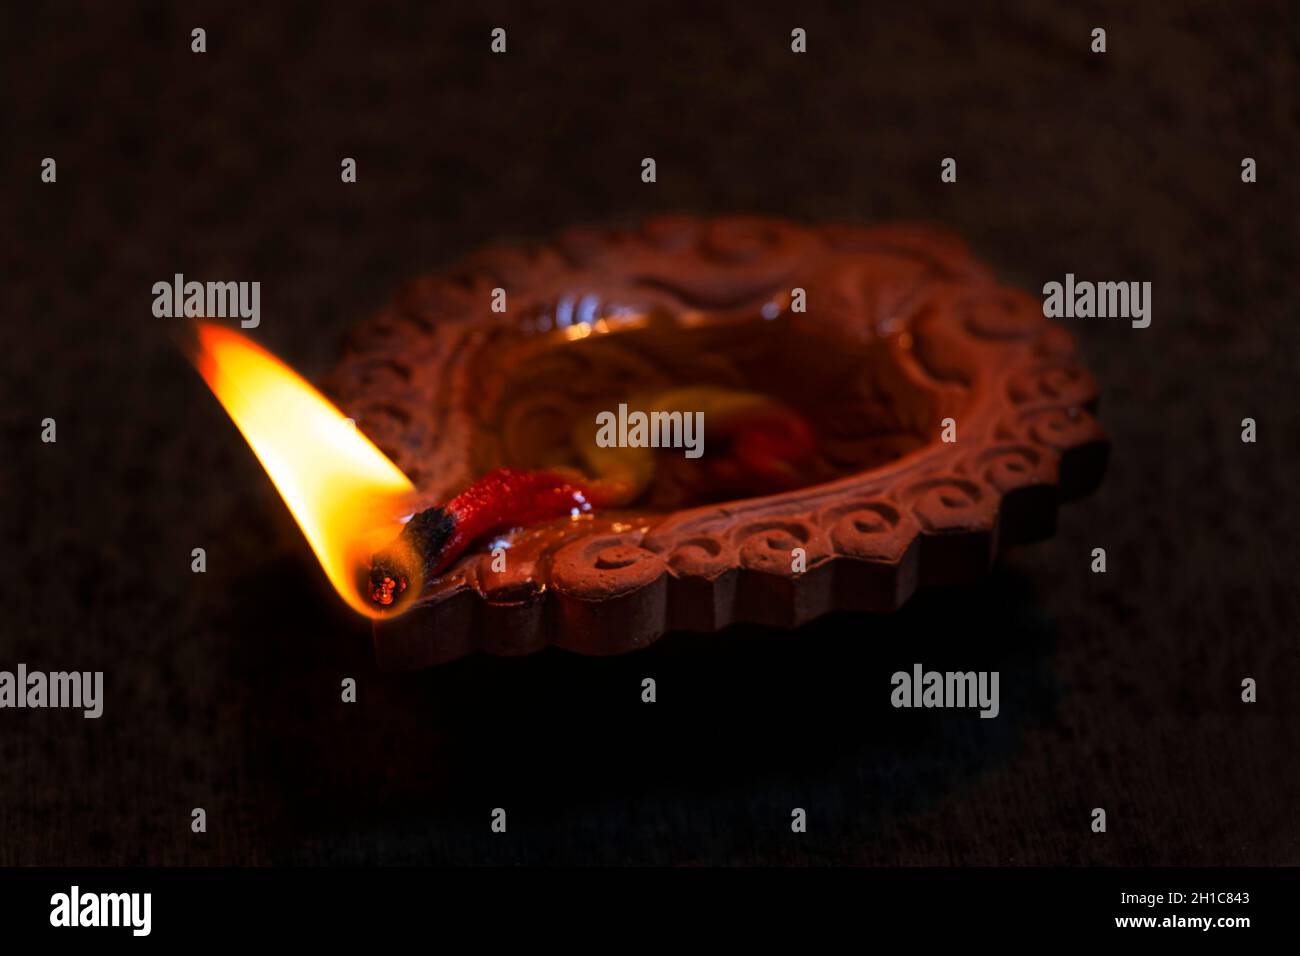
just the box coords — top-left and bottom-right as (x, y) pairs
(224, 550), (1060, 864)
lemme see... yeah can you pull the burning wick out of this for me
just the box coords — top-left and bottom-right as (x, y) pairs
(366, 467), (610, 611)
(188, 321), (419, 619)
(366, 507), (453, 608)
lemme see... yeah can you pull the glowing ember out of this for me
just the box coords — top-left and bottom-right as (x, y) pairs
(190, 322), (417, 618)
(370, 572), (407, 607)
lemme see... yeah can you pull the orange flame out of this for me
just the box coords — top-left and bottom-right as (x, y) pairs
(190, 322), (417, 618)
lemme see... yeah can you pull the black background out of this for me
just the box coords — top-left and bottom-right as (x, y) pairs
(2, 1), (1298, 865)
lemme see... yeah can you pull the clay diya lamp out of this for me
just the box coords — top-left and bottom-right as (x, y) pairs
(321, 216), (1108, 669)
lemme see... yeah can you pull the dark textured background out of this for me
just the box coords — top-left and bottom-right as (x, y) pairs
(2, 1), (1298, 865)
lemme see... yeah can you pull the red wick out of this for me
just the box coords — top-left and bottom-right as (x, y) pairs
(435, 468), (610, 575)
(367, 468), (610, 608)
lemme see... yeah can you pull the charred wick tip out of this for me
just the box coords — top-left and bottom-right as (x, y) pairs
(367, 568), (407, 608)
(367, 506), (455, 609)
